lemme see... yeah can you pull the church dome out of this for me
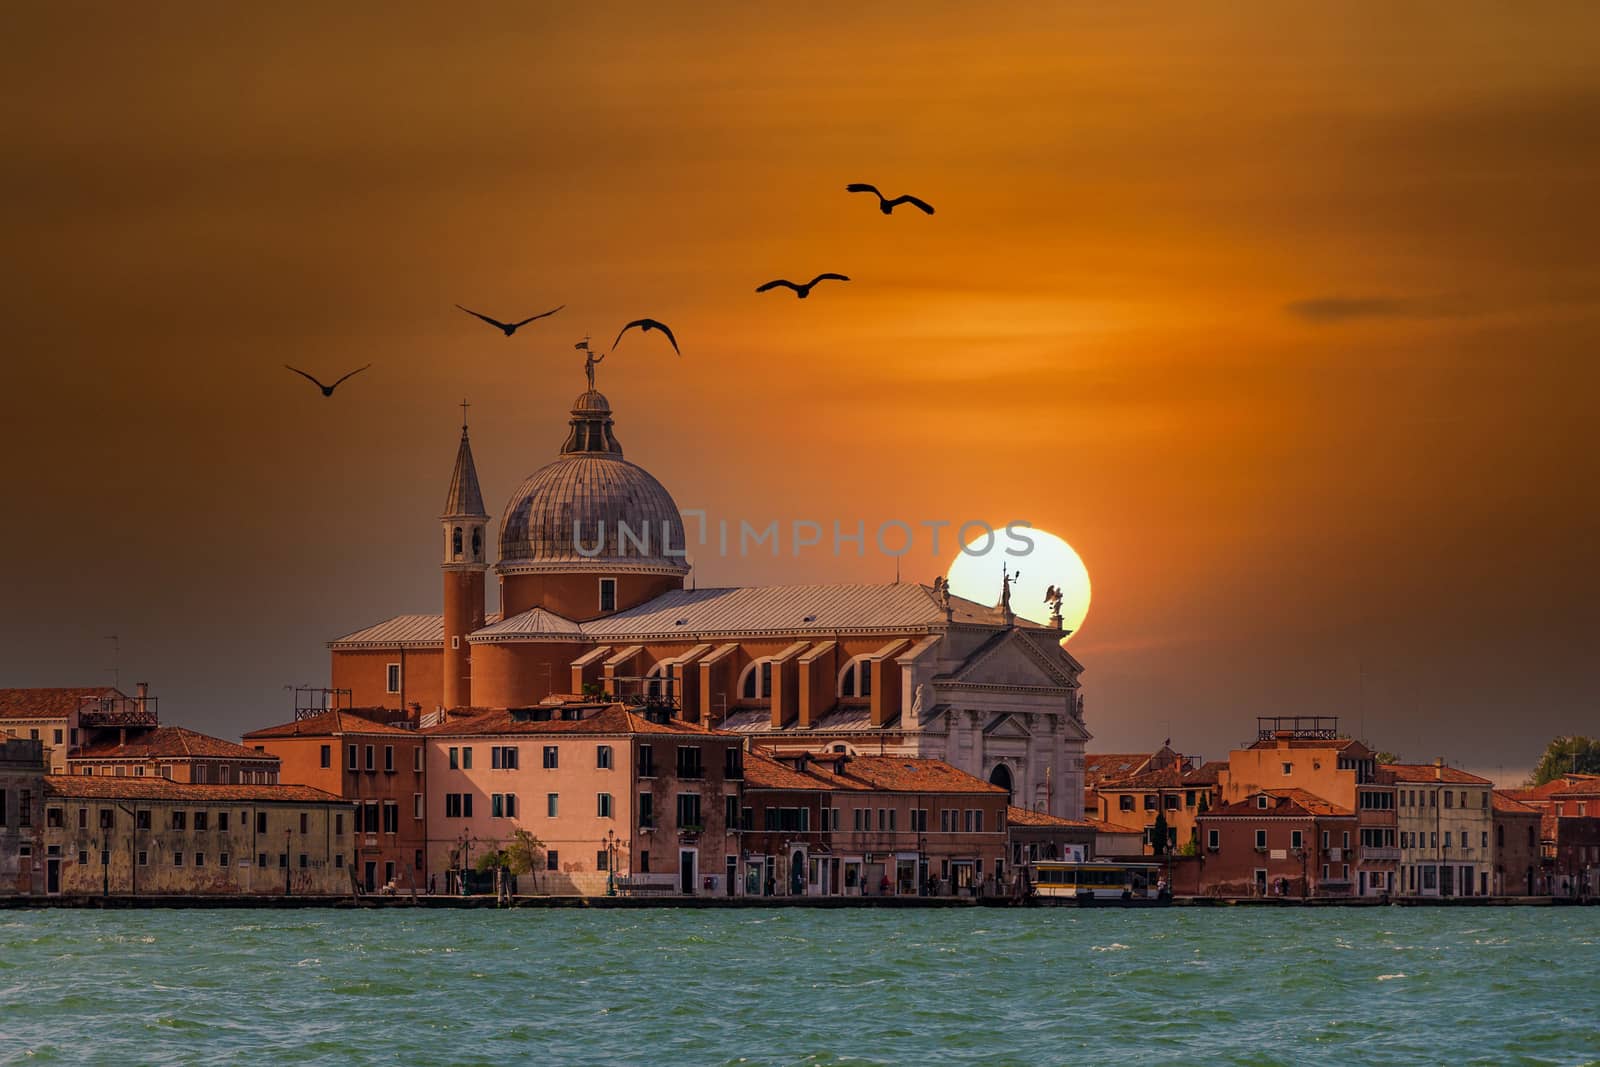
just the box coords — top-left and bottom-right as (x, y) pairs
(497, 390), (689, 576)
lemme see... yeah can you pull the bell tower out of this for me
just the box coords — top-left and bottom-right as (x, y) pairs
(441, 401), (489, 709)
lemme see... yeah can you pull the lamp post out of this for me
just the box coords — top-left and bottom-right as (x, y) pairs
(604, 829), (619, 896)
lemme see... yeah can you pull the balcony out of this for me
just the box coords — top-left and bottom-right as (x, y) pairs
(1361, 847), (1401, 862)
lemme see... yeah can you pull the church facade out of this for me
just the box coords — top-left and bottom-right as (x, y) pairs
(328, 380), (1091, 819)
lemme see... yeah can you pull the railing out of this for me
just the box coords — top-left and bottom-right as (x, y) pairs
(78, 696), (159, 729)
(1361, 847), (1401, 861)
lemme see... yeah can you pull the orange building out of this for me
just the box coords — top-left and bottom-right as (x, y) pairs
(422, 701), (743, 896)
(325, 371), (1092, 820)
(0, 686), (121, 774)
(70, 726), (280, 784)
(1088, 745), (1223, 854)
(741, 750), (1009, 897)
(243, 709), (428, 893)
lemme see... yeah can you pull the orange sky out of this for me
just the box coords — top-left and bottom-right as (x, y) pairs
(3, 4), (1596, 776)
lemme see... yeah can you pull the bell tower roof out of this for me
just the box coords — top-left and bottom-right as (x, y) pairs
(443, 403), (488, 520)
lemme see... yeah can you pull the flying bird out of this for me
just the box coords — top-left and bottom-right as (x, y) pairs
(846, 183), (935, 215)
(455, 303), (564, 337)
(284, 364), (371, 397)
(756, 273), (851, 299)
(613, 318), (681, 356)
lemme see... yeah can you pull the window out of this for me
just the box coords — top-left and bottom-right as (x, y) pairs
(258, 853), (268, 868)
(171, 851), (186, 867)
(336, 812), (345, 835)
(1143, 794), (1157, 811)
(1445, 791), (1454, 809)
(597, 745), (612, 770)
(597, 849), (609, 872)
(384, 746), (395, 773)
(445, 794), (463, 818)
(299, 853), (308, 869)
(449, 747), (460, 770)
(639, 745), (655, 777)
(195, 852), (207, 868)
(726, 795), (740, 828)
(1207, 829), (1220, 850)
(414, 793), (424, 819)
(494, 746), (519, 770)
(386, 663), (401, 694)
(546, 851), (559, 871)
(856, 808), (868, 832)
(1164, 794), (1180, 811)
(911, 808), (928, 832)
(136, 810), (151, 830)
(598, 793), (613, 818)
(638, 850), (650, 874)
(194, 811), (209, 831)
(492, 794), (504, 818)
(319, 744), (331, 769)
(1257, 795), (1269, 810)
(547, 793), (559, 818)
(53, 729), (62, 744)
(676, 746), (704, 779)
(1481, 831), (1488, 849)
(1342, 831), (1349, 849)
(599, 578), (617, 612)
(347, 744), (358, 771)
(738, 660), (773, 700)
(1291, 830), (1303, 850)
(79, 849), (89, 866)
(1255, 829), (1267, 849)
(1444, 832), (1452, 848)
(453, 526), (463, 557)
(17, 790), (29, 827)
(382, 802), (398, 834)
(46, 807), (63, 828)
(171, 811), (187, 830)
(676, 794), (702, 828)
(1119, 795), (1135, 812)
(1480, 791), (1488, 809)
(839, 656), (873, 698)
(1321, 830), (1329, 849)
(363, 745), (375, 772)
(414, 747), (424, 772)
(543, 746), (559, 770)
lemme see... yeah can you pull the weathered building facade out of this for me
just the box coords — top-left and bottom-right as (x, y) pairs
(1, 739), (47, 895)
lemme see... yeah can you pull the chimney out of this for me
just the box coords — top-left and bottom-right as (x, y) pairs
(1434, 757), (1444, 781)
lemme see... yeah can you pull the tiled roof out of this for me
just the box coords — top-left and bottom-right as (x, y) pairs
(1085, 753), (1152, 787)
(744, 752), (830, 791)
(1382, 763), (1492, 785)
(0, 687), (125, 720)
(1007, 805), (1097, 829)
(1544, 778), (1600, 799)
(744, 753), (1003, 796)
(43, 775), (341, 804)
(1205, 789), (1355, 819)
(1247, 737), (1367, 752)
(1492, 791), (1541, 814)
(244, 710), (418, 740)
(72, 727), (273, 762)
(473, 607), (584, 640)
(423, 703), (727, 738)
(1185, 760), (1228, 785)
(329, 614), (445, 649)
(582, 583), (1006, 639)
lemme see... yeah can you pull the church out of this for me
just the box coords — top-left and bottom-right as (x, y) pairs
(327, 369), (1092, 819)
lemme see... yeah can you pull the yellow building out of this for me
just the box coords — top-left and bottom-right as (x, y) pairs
(38, 776), (350, 897)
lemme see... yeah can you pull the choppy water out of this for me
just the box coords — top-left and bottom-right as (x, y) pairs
(1, 907), (1597, 1066)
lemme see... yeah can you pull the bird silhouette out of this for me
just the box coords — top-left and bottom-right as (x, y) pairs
(846, 183), (935, 215)
(756, 273), (851, 299)
(613, 318), (681, 356)
(285, 364), (371, 397)
(455, 303), (564, 337)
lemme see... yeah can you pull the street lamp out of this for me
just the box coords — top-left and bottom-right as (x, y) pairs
(604, 829), (619, 896)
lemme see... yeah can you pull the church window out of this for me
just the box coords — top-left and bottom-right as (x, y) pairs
(386, 664), (401, 694)
(739, 660), (773, 700)
(452, 527), (463, 558)
(839, 657), (873, 698)
(599, 578), (617, 613)
(471, 528), (482, 560)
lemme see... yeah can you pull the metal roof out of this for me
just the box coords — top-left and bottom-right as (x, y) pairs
(443, 427), (488, 519)
(474, 607), (584, 640)
(328, 614), (445, 649)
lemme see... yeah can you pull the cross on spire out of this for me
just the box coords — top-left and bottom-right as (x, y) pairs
(460, 397), (470, 432)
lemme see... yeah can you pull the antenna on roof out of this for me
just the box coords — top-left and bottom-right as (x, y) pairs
(103, 634), (120, 690)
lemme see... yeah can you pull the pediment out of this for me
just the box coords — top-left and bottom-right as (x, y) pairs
(952, 631), (1076, 689)
(982, 714), (1032, 738)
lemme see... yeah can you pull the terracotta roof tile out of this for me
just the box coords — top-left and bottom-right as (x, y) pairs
(1006, 805), (1097, 829)
(73, 727), (273, 762)
(1381, 763), (1492, 785)
(44, 775), (340, 804)
(1084, 754), (1153, 787)
(1205, 789), (1354, 819)
(1492, 791), (1541, 814)
(0, 687), (125, 720)
(244, 710), (417, 739)
(423, 703), (728, 738)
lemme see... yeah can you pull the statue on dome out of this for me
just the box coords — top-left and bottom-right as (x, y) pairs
(576, 338), (605, 391)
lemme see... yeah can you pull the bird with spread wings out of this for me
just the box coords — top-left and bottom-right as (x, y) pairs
(756, 273), (851, 299)
(846, 183), (935, 215)
(613, 318), (681, 356)
(284, 364), (371, 397)
(455, 303), (565, 337)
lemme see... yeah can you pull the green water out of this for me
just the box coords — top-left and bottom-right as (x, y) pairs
(1, 908), (1596, 1065)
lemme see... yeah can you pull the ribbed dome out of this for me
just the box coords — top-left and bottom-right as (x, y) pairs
(497, 390), (689, 575)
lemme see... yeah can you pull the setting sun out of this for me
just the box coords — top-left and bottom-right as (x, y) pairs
(945, 527), (1091, 639)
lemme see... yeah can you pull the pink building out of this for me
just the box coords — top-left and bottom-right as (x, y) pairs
(424, 701), (743, 895)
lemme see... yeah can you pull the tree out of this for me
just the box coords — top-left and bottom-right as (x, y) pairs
(1150, 810), (1169, 856)
(1372, 751), (1401, 765)
(1529, 736), (1600, 786)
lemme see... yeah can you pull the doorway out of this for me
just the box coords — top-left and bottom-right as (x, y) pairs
(46, 858), (61, 895)
(364, 861), (377, 893)
(726, 856), (737, 897)
(679, 850), (696, 894)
